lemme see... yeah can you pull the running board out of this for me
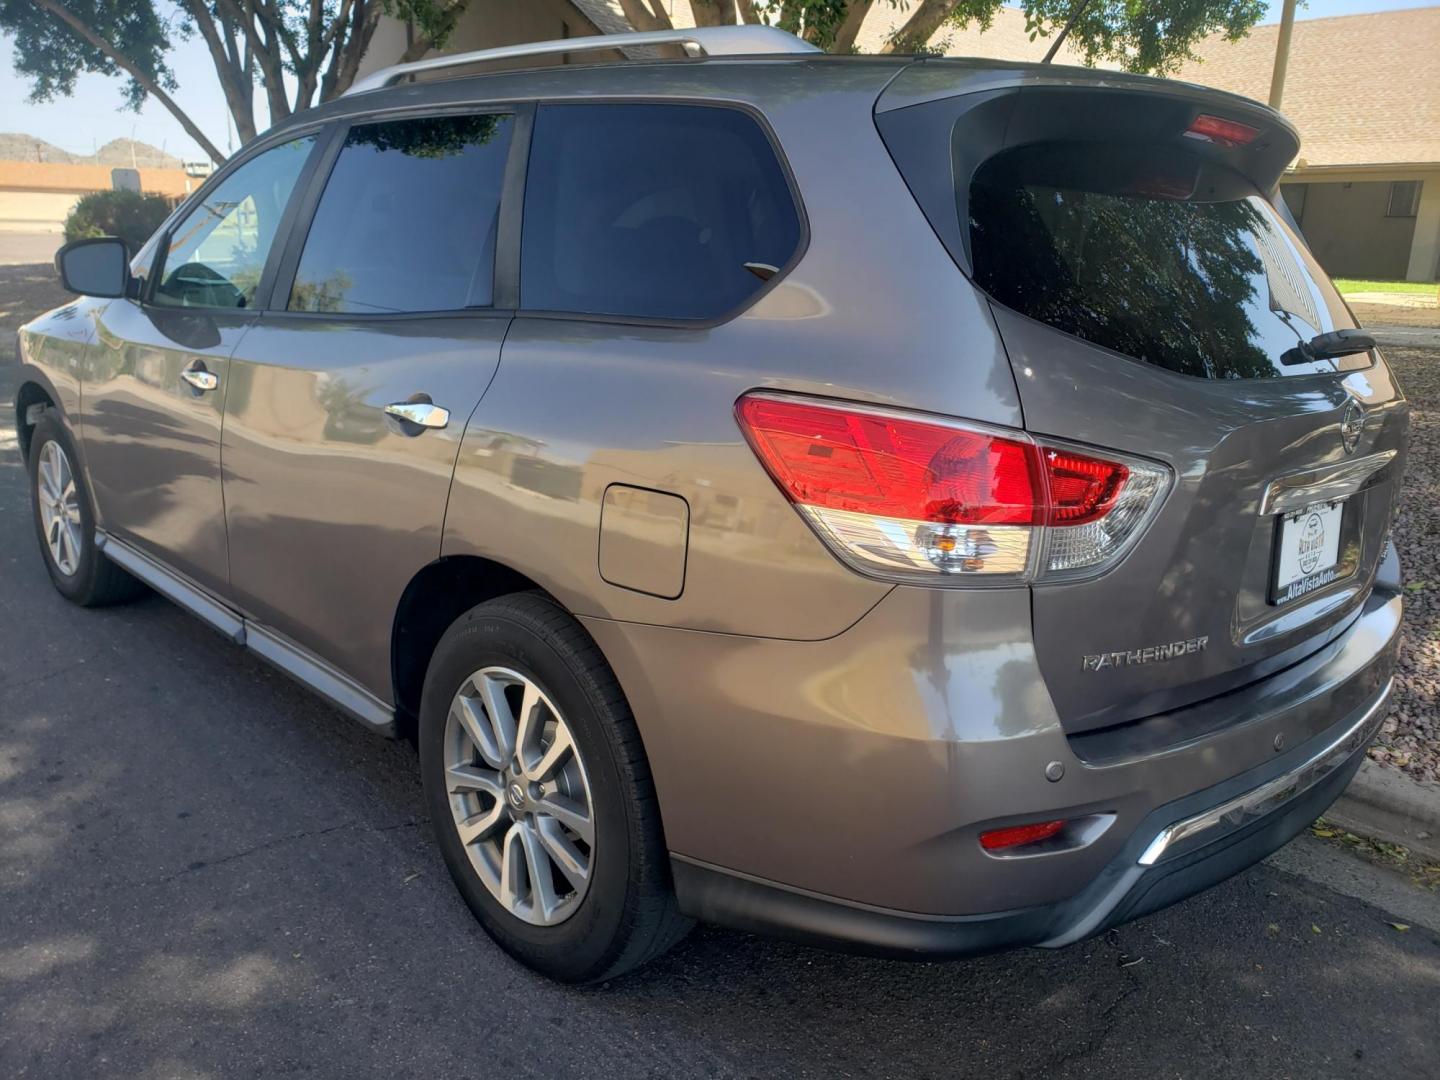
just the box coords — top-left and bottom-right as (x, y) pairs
(97, 531), (397, 737)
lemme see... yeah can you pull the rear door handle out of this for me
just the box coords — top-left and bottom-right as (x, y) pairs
(180, 363), (219, 393)
(384, 401), (450, 430)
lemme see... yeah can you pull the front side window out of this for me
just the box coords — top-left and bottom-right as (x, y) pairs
(521, 103), (802, 321)
(288, 113), (513, 314)
(970, 143), (1360, 380)
(152, 136), (316, 309)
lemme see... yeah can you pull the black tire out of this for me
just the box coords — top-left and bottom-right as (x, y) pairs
(418, 591), (691, 983)
(27, 411), (145, 607)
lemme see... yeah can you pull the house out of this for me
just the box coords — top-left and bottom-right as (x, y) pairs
(1176, 7), (1440, 283)
(357, 3), (1438, 282)
(0, 161), (196, 233)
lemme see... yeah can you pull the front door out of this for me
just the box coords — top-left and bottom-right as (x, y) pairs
(82, 134), (319, 595)
(220, 110), (517, 700)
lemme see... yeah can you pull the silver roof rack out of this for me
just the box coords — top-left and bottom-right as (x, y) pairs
(345, 25), (820, 97)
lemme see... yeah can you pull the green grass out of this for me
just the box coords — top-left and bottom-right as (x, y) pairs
(1333, 278), (1439, 296)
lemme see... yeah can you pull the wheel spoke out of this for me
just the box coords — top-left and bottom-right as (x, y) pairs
(518, 820), (559, 921)
(456, 800), (506, 846)
(477, 674), (517, 765)
(535, 792), (593, 845)
(447, 763), (502, 797)
(453, 695), (503, 769)
(535, 816), (590, 892)
(513, 680), (546, 771)
(498, 824), (526, 911)
(525, 725), (574, 784)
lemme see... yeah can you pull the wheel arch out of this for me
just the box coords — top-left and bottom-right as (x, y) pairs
(13, 373), (61, 465)
(391, 555), (552, 740)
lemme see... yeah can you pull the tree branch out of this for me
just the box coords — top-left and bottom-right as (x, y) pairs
(880, 0), (958, 53)
(32, 0), (226, 164)
(832, 0), (876, 52)
(1041, 0), (1095, 62)
(617, 0), (673, 31)
(178, 0), (257, 141)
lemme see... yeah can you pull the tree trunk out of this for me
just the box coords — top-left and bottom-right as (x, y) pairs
(179, 0), (257, 142)
(691, 0), (738, 26)
(831, 0), (876, 53)
(617, 0), (674, 31)
(879, 0), (957, 53)
(33, 0), (227, 164)
(736, 0), (761, 24)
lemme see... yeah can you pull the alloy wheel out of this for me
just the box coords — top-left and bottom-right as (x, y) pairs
(443, 666), (595, 926)
(37, 440), (82, 577)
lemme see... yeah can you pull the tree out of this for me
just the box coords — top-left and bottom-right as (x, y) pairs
(0, 1), (474, 166)
(619, 0), (1264, 71)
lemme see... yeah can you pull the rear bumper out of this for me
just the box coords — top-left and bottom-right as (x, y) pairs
(671, 679), (1390, 959)
(583, 546), (1402, 943)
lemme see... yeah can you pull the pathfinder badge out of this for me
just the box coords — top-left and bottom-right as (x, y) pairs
(1083, 636), (1209, 672)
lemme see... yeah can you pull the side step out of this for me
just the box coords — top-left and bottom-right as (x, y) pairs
(97, 531), (397, 737)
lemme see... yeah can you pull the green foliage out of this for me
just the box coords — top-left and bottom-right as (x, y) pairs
(0, 0), (174, 109)
(1006, 0), (1268, 74)
(63, 189), (172, 252)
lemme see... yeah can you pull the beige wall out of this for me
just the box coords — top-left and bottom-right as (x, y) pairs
(0, 191), (77, 233)
(1283, 172), (1438, 281)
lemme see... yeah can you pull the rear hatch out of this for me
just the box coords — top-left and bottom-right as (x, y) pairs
(877, 62), (1410, 733)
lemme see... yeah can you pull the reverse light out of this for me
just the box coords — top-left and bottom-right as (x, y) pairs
(1184, 113), (1260, 149)
(735, 393), (1169, 584)
(980, 820), (1067, 852)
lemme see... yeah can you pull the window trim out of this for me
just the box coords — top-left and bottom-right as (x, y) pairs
(263, 103), (528, 322)
(512, 96), (811, 331)
(142, 123), (330, 314)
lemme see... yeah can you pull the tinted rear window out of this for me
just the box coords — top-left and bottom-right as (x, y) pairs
(969, 144), (1361, 380)
(521, 103), (802, 321)
(289, 113), (512, 314)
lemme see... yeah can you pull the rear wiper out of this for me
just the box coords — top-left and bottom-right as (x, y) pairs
(1280, 328), (1376, 366)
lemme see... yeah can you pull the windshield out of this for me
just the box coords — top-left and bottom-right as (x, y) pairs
(968, 143), (1364, 380)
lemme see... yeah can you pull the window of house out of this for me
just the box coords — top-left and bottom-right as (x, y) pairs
(151, 135), (316, 309)
(1386, 180), (1422, 218)
(520, 103), (803, 321)
(289, 113), (514, 314)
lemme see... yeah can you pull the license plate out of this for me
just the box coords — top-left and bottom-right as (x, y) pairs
(1272, 500), (1344, 605)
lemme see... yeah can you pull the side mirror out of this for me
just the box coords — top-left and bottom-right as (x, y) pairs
(56, 237), (131, 299)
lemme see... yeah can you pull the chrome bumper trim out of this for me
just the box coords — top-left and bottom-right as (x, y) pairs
(1258, 450), (1396, 516)
(1137, 678), (1393, 867)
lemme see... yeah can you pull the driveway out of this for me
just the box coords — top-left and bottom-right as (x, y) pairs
(0, 232), (62, 267)
(1, 267), (1438, 1079)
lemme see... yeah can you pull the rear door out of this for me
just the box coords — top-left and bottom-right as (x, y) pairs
(82, 134), (319, 595)
(879, 76), (1409, 731)
(219, 108), (519, 701)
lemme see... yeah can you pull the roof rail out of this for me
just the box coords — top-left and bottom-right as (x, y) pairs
(345, 25), (821, 96)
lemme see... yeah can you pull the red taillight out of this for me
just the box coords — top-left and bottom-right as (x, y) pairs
(735, 394), (1167, 583)
(1043, 449), (1129, 526)
(1185, 113), (1260, 148)
(980, 819), (1068, 851)
(735, 395), (1042, 526)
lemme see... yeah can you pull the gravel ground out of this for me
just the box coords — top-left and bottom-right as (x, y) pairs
(1371, 344), (1440, 783)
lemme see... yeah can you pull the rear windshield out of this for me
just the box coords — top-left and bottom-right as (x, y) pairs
(969, 143), (1362, 380)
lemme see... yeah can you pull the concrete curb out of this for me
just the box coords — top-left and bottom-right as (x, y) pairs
(1326, 760), (1440, 862)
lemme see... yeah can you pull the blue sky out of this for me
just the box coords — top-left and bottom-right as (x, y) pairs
(0, 0), (1432, 162)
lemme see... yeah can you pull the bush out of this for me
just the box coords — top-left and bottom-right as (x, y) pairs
(63, 189), (172, 253)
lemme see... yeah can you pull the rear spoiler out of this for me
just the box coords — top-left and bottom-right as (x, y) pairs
(876, 59), (1300, 276)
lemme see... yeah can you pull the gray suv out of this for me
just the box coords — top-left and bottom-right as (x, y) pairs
(15, 26), (1407, 983)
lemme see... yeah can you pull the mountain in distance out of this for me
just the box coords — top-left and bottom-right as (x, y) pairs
(0, 133), (183, 169)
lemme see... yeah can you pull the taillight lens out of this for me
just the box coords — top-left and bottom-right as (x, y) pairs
(980, 819), (1068, 852)
(1185, 113), (1260, 148)
(736, 393), (1168, 584)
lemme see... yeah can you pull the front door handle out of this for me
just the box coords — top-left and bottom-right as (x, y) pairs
(384, 401), (450, 430)
(180, 364), (219, 393)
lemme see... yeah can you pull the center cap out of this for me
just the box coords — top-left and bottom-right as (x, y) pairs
(507, 782), (526, 811)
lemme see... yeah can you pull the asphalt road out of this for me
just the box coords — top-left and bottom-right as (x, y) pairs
(1, 351), (1438, 1080)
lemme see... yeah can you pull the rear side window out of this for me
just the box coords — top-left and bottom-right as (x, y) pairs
(521, 103), (802, 321)
(289, 113), (513, 314)
(969, 143), (1359, 380)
